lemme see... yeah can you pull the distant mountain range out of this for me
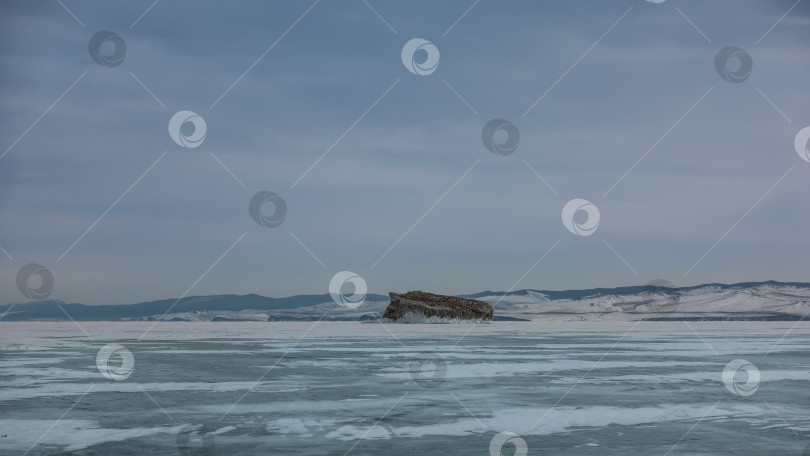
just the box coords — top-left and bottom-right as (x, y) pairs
(0, 293), (388, 322)
(1, 281), (809, 322)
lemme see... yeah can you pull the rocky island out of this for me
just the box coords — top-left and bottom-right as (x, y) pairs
(383, 291), (494, 322)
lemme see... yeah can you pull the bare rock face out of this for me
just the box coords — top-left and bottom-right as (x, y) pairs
(383, 291), (493, 321)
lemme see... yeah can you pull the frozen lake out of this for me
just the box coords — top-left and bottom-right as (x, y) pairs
(1, 321), (809, 455)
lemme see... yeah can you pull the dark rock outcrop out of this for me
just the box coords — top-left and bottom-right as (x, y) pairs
(383, 291), (493, 321)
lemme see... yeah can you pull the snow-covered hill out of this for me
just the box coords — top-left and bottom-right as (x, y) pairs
(479, 282), (810, 321)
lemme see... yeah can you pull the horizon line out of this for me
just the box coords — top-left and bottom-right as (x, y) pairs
(3, 279), (808, 307)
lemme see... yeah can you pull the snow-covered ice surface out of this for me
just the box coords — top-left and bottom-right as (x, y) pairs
(1, 321), (809, 455)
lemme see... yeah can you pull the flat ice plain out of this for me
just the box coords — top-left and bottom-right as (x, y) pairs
(1, 321), (809, 455)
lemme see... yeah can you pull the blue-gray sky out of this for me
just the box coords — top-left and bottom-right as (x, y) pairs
(1, 0), (809, 305)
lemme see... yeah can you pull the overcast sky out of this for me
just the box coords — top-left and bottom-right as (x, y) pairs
(1, 0), (809, 305)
